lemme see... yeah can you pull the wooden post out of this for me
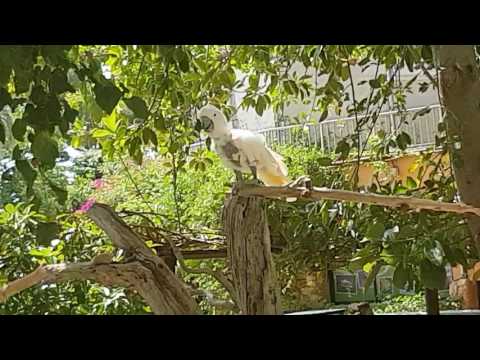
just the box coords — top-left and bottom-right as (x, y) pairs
(425, 288), (440, 315)
(223, 195), (282, 315)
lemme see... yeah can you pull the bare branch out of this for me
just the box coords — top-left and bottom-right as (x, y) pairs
(236, 183), (480, 217)
(160, 230), (240, 307)
(156, 248), (227, 259)
(87, 203), (199, 314)
(189, 287), (237, 311)
(0, 260), (139, 304)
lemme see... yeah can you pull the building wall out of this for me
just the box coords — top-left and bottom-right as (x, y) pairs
(230, 62), (439, 131)
(281, 63), (439, 123)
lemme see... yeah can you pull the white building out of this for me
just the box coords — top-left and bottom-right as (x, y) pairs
(229, 62), (439, 131)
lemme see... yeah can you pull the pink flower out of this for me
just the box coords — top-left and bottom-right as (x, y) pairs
(91, 179), (105, 189)
(76, 198), (96, 213)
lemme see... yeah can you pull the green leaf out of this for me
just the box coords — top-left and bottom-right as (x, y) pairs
(4, 203), (16, 214)
(284, 80), (298, 95)
(133, 149), (143, 165)
(419, 259), (446, 289)
(412, 106), (431, 121)
(12, 145), (22, 160)
(317, 157), (332, 166)
(335, 139), (350, 160)
(102, 112), (117, 132)
(15, 160), (37, 189)
(0, 87), (12, 110)
(154, 115), (167, 132)
(30, 85), (48, 106)
(142, 128), (157, 147)
(421, 45), (433, 62)
(140, 45), (153, 53)
(46, 95), (61, 124)
(124, 96), (149, 119)
(93, 82), (123, 114)
(71, 136), (81, 148)
(0, 62), (12, 86)
(29, 248), (53, 258)
(365, 222), (385, 240)
(35, 222), (59, 246)
(255, 95), (267, 116)
(406, 176), (417, 189)
(396, 132), (411, 150)
(128, 137), (141, 159)
(363, 262), (375, 273)
(14, 70), (31, 94)
(403, 73), (419, 90)
(91, 129), (113, 138)
(363, 262), (382, 291)
(48, 181), (68, 205)
(398, 224), (416, 240)
(340, 65), (350, 82)
(174, 48), (190, 73)
(62, 102), (78, 124)
(31, 131), (59, 168)
(319, 109), (329, 122)
(12, 117), (27, 141)
(249, 74), (259, 89)
(50, 68), (75, 94)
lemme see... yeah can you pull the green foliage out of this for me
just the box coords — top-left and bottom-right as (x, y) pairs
(270, 146), (475, 307)
(372, 293), (461, 314)
(0, 45), (437, 212)
(0, 44), (476, 314)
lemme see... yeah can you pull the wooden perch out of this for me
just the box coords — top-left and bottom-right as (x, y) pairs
(223, 195), (283, 315)
(237, 183), (480, 217)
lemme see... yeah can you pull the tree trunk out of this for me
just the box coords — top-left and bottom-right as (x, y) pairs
(223, 195), (282, 315)
(437, 45), (480, 255)
(425, 288), (440, 315)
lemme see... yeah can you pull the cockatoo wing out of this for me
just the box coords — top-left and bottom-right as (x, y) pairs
(229, 129), (296, 202)
(231, 129), (287, 174)
(230, 129), (296, 200)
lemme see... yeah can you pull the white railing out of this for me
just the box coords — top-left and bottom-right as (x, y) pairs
(189, 104), (443, 153)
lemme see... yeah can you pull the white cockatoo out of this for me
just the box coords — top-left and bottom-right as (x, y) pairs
(197, 104), (296, 201)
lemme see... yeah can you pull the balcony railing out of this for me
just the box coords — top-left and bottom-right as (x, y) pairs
(190, 104), (443, 154)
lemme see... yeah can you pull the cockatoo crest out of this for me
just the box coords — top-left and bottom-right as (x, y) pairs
(198, 104), (230, 139)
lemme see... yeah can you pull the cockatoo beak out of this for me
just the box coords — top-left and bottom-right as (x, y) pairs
(200, 116), (214, 132)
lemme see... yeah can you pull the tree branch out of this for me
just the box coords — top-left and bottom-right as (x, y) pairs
(236, 183), (480, 217)
(160, 228), (240, 308)
(189, 287), (236, 311)
(0, 260), (143, 305)
(86, 203), (199, 314)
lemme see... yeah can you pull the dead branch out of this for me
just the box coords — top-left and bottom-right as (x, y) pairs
(237, 183), (480, 217)
(189, 287), (237, 311)
(86, 203), (199, 314)
(155, 248), (228, 259)
(0, 260), (141, 305)
(160, 229), (240, 307)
